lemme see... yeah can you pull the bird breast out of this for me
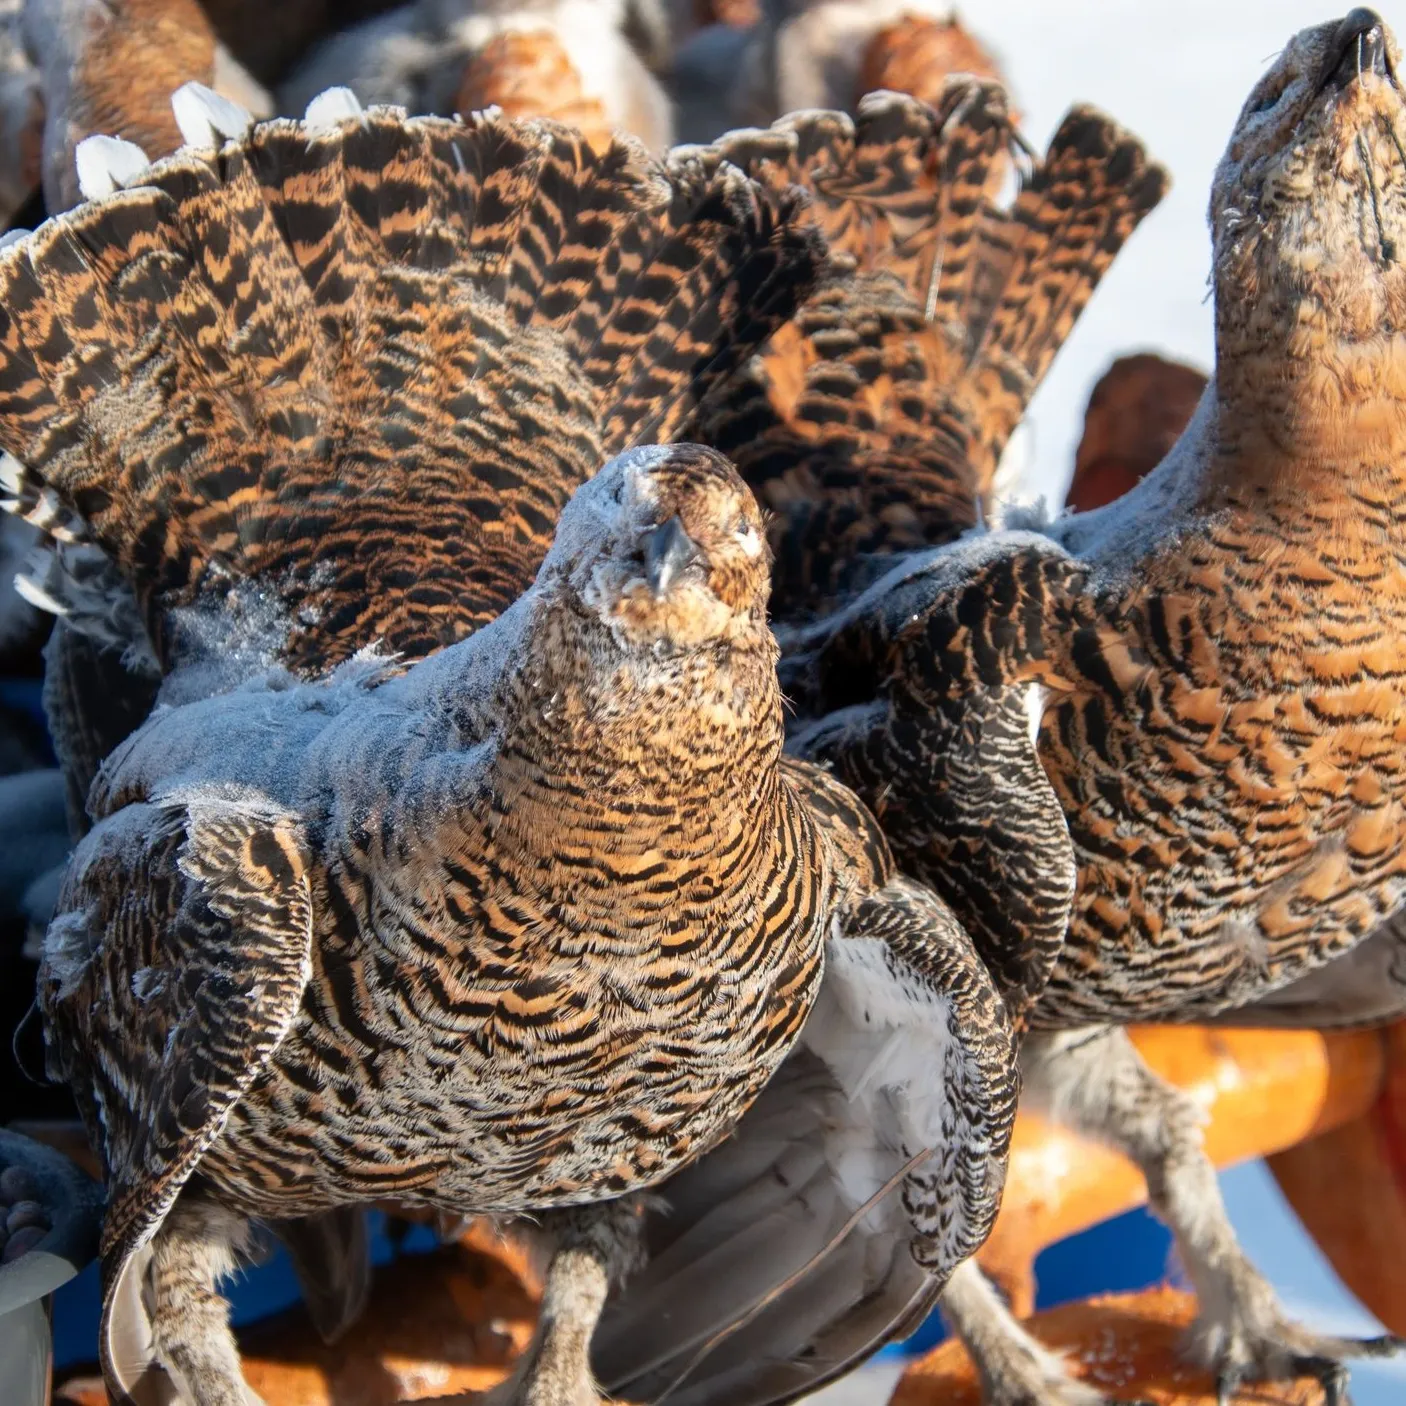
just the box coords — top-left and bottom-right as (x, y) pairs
(1037, 499), (1406, 1025)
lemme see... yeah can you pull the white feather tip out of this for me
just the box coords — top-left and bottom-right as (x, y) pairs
(303, 87), (364, 134)
(13, 571), (67, 617)
(75, 135), (150, 202)
(171, 82), (253, 150)
(0, 453), (22, 496)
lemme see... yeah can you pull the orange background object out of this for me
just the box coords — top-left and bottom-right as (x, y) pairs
(891, 1287), (1329, 1405)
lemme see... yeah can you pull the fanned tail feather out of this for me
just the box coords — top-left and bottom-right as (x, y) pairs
(678, 85), (1167, 620)
(955, 104), (1170, 479)
(0, 95), (824, 675)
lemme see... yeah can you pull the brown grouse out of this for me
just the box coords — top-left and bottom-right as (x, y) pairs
(0, 95), (1019, 1406)
(589, 82), (1169, 1406)
(766, 10), (1406, 1403)
(0, 96), (828, 1404)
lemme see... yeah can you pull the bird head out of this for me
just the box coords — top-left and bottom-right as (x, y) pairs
(1209, 10), (1406, 456)
(543, 443), (773, 653)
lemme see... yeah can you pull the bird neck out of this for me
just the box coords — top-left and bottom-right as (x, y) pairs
(1206, 293), (1406, 518)
(497, 599), (786, 808)
(1204, 441), (1406, 552)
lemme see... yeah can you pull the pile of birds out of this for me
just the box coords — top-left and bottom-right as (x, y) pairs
(2, 2), (1406, 1405)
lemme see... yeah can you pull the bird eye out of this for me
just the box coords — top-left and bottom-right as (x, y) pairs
(1249, 74), (1289, 114)
(734, 519), (762, 557)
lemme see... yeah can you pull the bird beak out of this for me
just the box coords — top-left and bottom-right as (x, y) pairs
(641, 515), (702, 598)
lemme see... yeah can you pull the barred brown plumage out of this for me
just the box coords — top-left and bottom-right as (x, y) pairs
(0, 99), (837, 1404)
(4, 93), (1020, 1406)
(680, 84), (1169, 622)
(766, 11), (1406, 1403)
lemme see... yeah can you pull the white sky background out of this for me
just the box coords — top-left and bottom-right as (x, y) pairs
(974, 0), (1344, 508)
(819, 4), (1406, 1401)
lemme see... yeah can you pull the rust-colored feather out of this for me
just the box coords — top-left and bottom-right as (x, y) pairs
(855, 13), (1010, 114)
(1064, 352), (1207, 513)
(29, 0), (217, 211)
(0, 106), (822, 676)
(682, 86), (1168, 620)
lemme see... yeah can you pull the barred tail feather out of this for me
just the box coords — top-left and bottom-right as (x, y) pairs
(0, 95), (824, 675)
(679, 86), (1166, 620)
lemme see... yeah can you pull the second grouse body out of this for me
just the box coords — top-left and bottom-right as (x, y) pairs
(767, 12), (1406, 1400)
(787, 12), (1406, 1028)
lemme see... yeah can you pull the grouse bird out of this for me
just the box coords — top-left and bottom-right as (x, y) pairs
(1, 93), (1019, 1406)
(751, 9), (1406, 1402)
(0, 94), (823, 1403)
(22, 0), (271, 213)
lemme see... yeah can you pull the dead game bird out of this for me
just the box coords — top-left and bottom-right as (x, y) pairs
(453, 28), (615, 152)
(771, 9), (1406, 1402)
(1063, 352), (1209, 514)
(22, 0), (271, 213)
(584, 84), (1164, 1405)
(46, 439), (840, 1406)
(668, 5), (1008, 147)
(0, 93), (826, 1405)
(0, 90), (1018, 1406)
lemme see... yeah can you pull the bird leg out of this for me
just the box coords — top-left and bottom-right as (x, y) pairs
(1021, 1027), (1405, 1404)
(476, 1198), (647, 1406)
(939, 1258), (1123, 1406)
(146, 1194), (264, 1406)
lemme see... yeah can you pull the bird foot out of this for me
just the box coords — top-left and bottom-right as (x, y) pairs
(1187, 1270), (1405, 1405)
(472, 1372), (603, 1406)
(972, 1340), (1155, 1405)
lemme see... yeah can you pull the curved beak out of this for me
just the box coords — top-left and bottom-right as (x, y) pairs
(1321, 9), (1392, 91)
(641, 515), (702, 598)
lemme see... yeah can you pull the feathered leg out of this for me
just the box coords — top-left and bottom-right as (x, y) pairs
(1021, 1028), (1404, 1404)
(146, 1195), (263, 1406)
(477, 1199), (646, 1406)
(939, 1257), (1115, 1406)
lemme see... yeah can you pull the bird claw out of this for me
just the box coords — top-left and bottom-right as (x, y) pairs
(1300, 1355), (1350, 1406)
(1208, 1324), (1403, 1404)
(1218, 1355), (1347, 1406)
